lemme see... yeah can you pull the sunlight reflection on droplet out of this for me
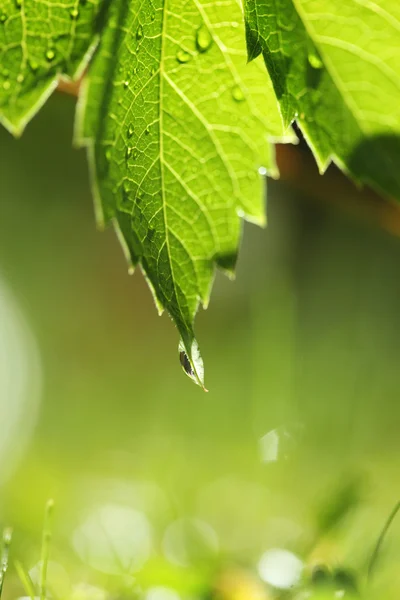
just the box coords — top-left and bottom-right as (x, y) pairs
(258, 166), (268, 176)
(259, 424), (303, 464)
(258, 548), (303, 589)
(0, 275), (41, 483)
(259, 429), (279, 462)
(145, 586), (180, 600)
(72, 504), (152, 574)
(162, 517), (218, 567)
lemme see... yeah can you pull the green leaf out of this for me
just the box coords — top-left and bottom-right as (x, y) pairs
(76, 0), (291, 387)
(244, 0), (400, 200)
(0, 0), (102, 135)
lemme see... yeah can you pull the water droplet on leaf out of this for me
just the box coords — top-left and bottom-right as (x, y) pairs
(126, 146), (132, 159)
(196, 24), (212, 53)
(136, 24), (143, 40)
(231, 85), (245, 102)
(308, 52), (323, 69)
(46, 49), (55, 61)
(0, 13), (7, 23)
(145, 127), (150, 135)
(70, 8), (79, 19)
(151, 11), (155, 21)
(127, 123), (134, 137)
(29, 59), (39, 71)
(133, 150), (138, 160)
(180, 351), (194, 378)
(176, 48), (191, 64)
(123, 79), (129, 88)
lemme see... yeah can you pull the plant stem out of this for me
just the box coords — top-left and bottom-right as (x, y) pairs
(368, 500), (400, 581)
(0, 528), (12, 599)
(40, 499), (54, 600)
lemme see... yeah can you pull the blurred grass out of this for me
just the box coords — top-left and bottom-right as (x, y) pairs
(1, 94), (400, 596)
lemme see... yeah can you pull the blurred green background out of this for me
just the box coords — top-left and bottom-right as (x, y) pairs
(1, 93), (400, 598)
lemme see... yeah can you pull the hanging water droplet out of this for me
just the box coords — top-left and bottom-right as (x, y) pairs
(16, 73), (24, 83)
(231, 85), (244, 102)
(126, 146), (132, 159)
(127, 123), (134, 137)
(180, 350), (194, 378)
(3, 80), (10, 90)
(123, 79), (130, 88)
(46, 49), (55, 61)
(136, 24), (143, 40)
(176, 48), (191, 64)
(145, 127), (150, 135)
(258, 166), (267, 176)
(29, 59), (39, 71)
(70, 7), (79, 19)
(308, 52), (323, 69)
(0, 13), (7, 23)
(195, 24), (212, 53)
(133, 150), (138, 160)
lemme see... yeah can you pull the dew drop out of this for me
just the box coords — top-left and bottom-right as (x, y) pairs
(3, 80), (10, 90)
(176, 48), (191, 64)
(136, 24), (143, 40)
(180, 350), (194, 378)
(231, 85), (245, 102)
(150, 66), (156, 76)
(16, 73), (24, 83)
(308, 52), (323, 69)
(126, 146), (132, 159)
(133, 150), (138, 160)
(29, 59), (39, 71)
(151, 11), (155, 21)
(46, 49), (55, 61)
(0, 13), (7, 23)
(196, 24), (213, 53)
(258, 166), (267, 176)
(145, 127), (150, 135)
(127, 123), (134, 137)
(136, 190), (143, 203)
(70, 8), (79, 19)
(123, 79), (130, 88)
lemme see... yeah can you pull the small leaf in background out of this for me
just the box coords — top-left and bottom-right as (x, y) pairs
(244, 0), (400, 201)
(0, 0), (103, 135)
